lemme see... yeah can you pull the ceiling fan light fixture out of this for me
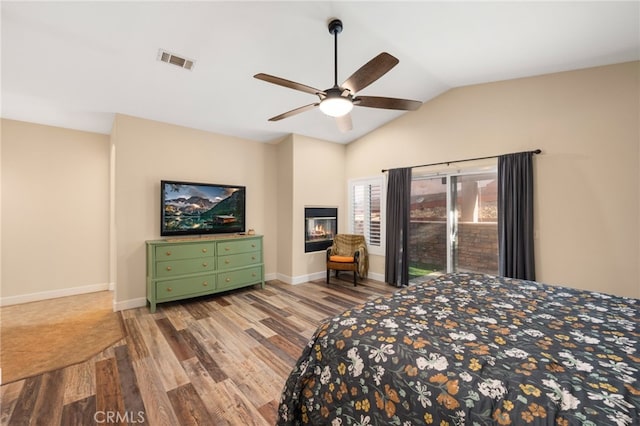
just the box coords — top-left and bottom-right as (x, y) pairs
(254, 18), (422, 127)
(319, 95), (353, 117)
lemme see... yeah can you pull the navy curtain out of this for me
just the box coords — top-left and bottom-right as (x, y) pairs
(385, 167), (411, 287)
(498, 152), (536, 280)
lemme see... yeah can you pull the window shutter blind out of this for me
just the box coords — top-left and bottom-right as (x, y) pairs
(351, 180), (382, 248)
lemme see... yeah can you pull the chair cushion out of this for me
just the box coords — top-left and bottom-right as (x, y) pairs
(329, 255), (355, 263)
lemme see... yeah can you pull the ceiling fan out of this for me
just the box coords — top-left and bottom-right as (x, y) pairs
(254, 18), (422, 132)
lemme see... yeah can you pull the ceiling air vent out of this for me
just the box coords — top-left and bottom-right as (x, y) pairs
(157, 49), (195, 71)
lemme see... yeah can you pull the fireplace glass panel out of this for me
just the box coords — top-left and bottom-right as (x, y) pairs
(305, 207), (337, 252)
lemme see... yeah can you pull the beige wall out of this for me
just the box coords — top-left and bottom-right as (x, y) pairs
(274, 134), (346, 283)
(347, 61), (640, 298)
(291, 134), (345, 281)
(1, 119), (110, 302)
(276, 135), (294, 278)
(111, 114), (278, 308)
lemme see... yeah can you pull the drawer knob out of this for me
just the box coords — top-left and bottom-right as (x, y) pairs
(202, 281), (208, 287)
(225, 247), (230, 251)
(202, 262), (208, 267)
(166, 287), (172, 292)
(251, 244), (256, 248)
(166, 251), (172, 256)
(225, 278), (231, 283)
(166, 266), (172, 271)
(225, 260), (230, 264)
(251, 256), (256, 260)
(202, 248), (208, 253)
(252, 273), (256, 277)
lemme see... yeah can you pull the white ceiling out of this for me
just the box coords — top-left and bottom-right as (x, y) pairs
(2, 1), (639, 144)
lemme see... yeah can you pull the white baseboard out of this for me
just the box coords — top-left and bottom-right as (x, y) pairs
(368, 271), (385, 282)
(275, 271), (386, 285)
(113, 297), (147, 312)
(275, 271), (325, 285)
(0, 282), (111, 307)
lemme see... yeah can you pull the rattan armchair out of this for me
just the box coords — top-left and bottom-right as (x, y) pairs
(326, 234), (368, 286)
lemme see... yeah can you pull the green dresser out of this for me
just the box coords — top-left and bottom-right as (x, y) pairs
(146, 235), (264, 312)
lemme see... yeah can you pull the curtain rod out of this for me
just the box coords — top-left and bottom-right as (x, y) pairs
(381, 149), (542, 173)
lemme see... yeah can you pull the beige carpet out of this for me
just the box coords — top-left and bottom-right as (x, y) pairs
(0, 291), (125, 384)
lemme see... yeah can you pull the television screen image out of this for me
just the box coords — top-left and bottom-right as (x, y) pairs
(161, 180), (246, 236)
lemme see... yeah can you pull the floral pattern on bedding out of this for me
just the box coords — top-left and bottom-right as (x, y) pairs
(277, 273), (640, 426)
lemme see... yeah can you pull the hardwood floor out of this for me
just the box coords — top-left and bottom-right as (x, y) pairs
(1, 278), (395, 425)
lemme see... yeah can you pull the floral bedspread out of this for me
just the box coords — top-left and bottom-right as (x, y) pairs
(277, 273), (639, 425)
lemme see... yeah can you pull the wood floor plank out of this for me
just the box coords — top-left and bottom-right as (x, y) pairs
(60, 395), (96, 426)
(245, 328), (298, 367)
(222, 357), (283, 408)
(182, 300), (215, 320)
(162, 303), (197, 331)
(282, 313), (328, 335)
(114, 345), (147, 420)
(244, 294), (294, 319)
(211, 295), (232, 307)
(95, 358), (125, 425)
(62, 357), (96, 405)
(122, 317), (150, 361)
(8, 375), (42, 425)
(259, 317), (310, 348)
(237, 317), (277, 339)
(322, 293), (363, 309)
(30, 369), (66, 425)
(258, 399), (280, 425)
(198, 316), (258, 360)
(214, 305), (255, 330)
(179, 329), (228, 383)
(156, 317), (196, 361)
(0, 380), (23, 424)
(167, 383), (212, 426)
(206, 378), (270, 426)
(132, 357), (181, 426)
(244, 290), (290, 310)
(135, 315), (190, 391)
(294, 295), (343, 318)
(220, 297), (272, 328)
(249, 344), (296, 379)
(180, 358), (230, 426)
(267, 333), (308, 360)
(1, 278), (392, 425)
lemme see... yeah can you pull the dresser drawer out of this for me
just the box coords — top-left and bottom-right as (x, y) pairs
(216, 238), (261, 255)
(217, 266), (263, 291)
(217, 252), (261, 270)
(156, 257), (215, 277)
(155, 243), (215, 260)
(156, 275), (216, 300)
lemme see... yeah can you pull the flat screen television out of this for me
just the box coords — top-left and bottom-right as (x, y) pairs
(161, 180), (246, 236)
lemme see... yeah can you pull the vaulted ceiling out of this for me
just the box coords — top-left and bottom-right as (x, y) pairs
(2, 2), (639, 144)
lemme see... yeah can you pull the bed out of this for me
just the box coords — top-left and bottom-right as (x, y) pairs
(277, 273), (639, 425)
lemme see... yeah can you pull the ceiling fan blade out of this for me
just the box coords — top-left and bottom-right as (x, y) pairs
(336, 114), (352, 133)
(268, 103), (319, 121)
(341, 52), (399, 94)
(354, 95), (422, 111)
(254, 73), (325, 97)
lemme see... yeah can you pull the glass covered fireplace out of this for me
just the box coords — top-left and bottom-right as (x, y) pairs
(304, 207), (337, 253)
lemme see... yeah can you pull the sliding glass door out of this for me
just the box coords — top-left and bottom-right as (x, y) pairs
(409, 170), (498, 279)
(409, 177), (448, 277)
